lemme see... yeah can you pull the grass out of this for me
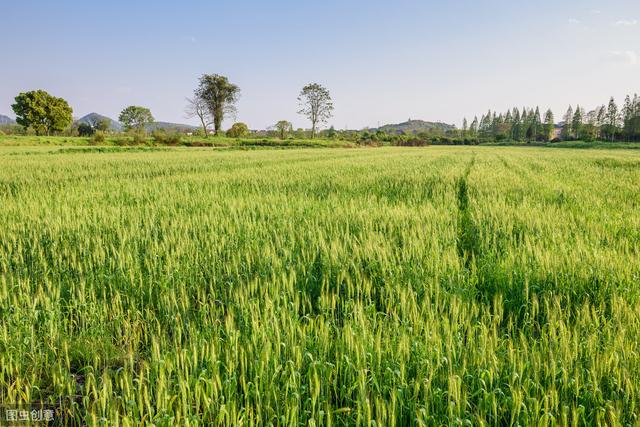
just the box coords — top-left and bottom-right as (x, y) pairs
(0, 146), (639, 425)
(546, 140), (640, 149)
(0, 134), (356, 148)
(480, 139), (640, 150)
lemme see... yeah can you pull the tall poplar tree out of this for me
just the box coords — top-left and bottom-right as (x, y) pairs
(544, 109), (555, 141)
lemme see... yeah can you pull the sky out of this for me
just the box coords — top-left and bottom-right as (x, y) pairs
(1, 0), (639, 130)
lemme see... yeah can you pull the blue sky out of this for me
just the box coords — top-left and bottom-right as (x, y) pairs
(1, 0), (638, 129)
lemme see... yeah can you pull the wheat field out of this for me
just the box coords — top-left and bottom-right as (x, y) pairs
(1, 146), (639, 425)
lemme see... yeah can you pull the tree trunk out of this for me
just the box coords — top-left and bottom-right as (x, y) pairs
(214, 111), (222, 136)
(199, 115), (208, 137)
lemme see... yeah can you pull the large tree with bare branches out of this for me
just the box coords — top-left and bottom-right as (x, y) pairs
(185, 96), (212, 137)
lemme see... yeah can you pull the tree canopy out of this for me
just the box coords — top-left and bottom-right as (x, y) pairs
(227, 122), (249, 138)
(464, 93), (640, 143)
(11, 90), (73, 135)
(274, 120), (293, 139)
(298, 83), (333, 139)
(195, 74), (240, 136)
(119, 106), (154, 132)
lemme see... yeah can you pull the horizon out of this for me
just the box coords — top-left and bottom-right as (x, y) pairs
(1, 0), (639, 130)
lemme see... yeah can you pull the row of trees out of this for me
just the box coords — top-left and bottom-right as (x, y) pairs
(7, 82), (639, 143)
(184, 74), (334, 139)
(9, 90), (157, 137)
(7, 74), (335, 139)
(463, 94), (640, 143)
(463, 107), (555, 142)
(559, 95), (640, 141)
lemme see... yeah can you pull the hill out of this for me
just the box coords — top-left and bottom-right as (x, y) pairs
(0, 115), (16, 125)
(374, 119), (455, 134)
(75, 113), (123, 132)
(75, 113), (198, 133)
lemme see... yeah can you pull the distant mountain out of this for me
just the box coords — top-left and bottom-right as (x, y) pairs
(374, 119), (455, 134)
(0, 114), (16, 125)
(75, 113), (123, 132)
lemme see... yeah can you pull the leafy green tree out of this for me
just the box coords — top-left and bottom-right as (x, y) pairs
(604, 97), (619, 141)
(469, 116), (478, 138)
(544, 109), (555, 140)
(226, 122), (249, 138)
(571, 106), (583, 139)
(297, 83), (333, 138)
(195, 74), (240, 136)
(77, 122), (95, 136)
(95, 119), (110, 132)
(11, 90), (73, 135)
(627, 94), (640, 141)
(119, 106), (154, 132)
(478, 110), (492, 139)
(561, 106), (573, 140)
(511, 108), (521, 141)
(532, 107), (542, 140)
(621, 94), (639, 140)
(86, 115), (111, 132)
(274, 120), (293, 139)
(504, 110), (513, 135)
(521, 109), (529, 140)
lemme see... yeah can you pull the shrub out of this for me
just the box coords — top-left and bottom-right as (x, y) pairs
(114, 137), (130, 146)
(132, 132), (147, 145)
(152, 130), (182, 145)
(227, 122), (249, 138)
(89, 131), (106, 145)
(164, 133), (182, 145)
(393, 138), (430, 147)
(78, 123), (95, 137)
(0, 124), (23, 135)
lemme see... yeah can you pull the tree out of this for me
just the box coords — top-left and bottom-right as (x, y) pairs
(571, 106), (583, 139)
(226, 122), (249, 138)
(95, 119), (110, 132)
(622, 95), (634, 140)
(119, 106), (154, 132)
(544, 109), (555, 141)
(605, 97), (619, 141)
(185, 96), (212, 137)
(298, 83), (334, 138)
(195, 74), (240, 136)
(561, 106), (573, 140)
(11, 90), (73, 135)
(596, 105), (606, 140)
(511, 108), (521, 141)
(626, 94), (640, 141)
(274, 120), (293, 139)
(462, 118), (468, 137)
(77, 122), (95, 136)
(531, 107), (542, 140)
(469, 116), (478, 138)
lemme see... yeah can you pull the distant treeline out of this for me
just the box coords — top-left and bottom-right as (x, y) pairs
(463, 94), (640, 143)
(2, 77), (639, 145)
